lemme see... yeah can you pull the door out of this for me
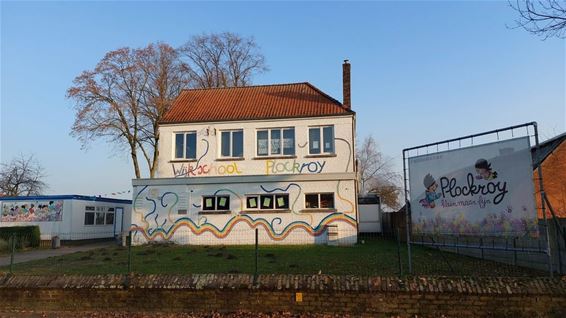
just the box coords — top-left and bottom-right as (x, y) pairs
(114, 207), (124, 236)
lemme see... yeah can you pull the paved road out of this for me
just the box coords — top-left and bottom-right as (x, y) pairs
(0, 242), (114, 266)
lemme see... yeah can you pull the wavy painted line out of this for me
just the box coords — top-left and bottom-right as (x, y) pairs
(198, 216), (207, 225)
(260, 183), (300, 193)
(298, 141), (308, 149)
(161, 191), (179, 223)
(173, 138), (209, 178)
(335, 138), (355, 214)
(133, 185), (150, 228)
(144, 197), (157, 221)
(131, 212), (356, 242)
(194, 138), (209, 168)
(259, 183), (310, 223)
(192, 203), (201, 208)
(213, 188), (243, 213)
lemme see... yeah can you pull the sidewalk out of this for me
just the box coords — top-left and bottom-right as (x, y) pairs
(0, 242), (114, 266)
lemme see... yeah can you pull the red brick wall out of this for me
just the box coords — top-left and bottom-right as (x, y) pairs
(0, 274), (565, 317)
(535, 141), (566, 219)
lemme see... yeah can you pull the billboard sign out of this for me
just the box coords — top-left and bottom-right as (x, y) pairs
(409, 137), (538, 237)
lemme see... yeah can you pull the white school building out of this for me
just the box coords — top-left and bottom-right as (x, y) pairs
(0, 195), (132, 240)
(131, 61), (358, 245)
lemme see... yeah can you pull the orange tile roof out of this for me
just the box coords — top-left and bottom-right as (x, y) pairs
(161, 82), (353, 124)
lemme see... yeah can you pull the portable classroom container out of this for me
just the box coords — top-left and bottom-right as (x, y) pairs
(0, 195), (132, 240)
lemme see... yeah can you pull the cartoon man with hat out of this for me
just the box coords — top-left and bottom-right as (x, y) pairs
(419, 173), (442, 208)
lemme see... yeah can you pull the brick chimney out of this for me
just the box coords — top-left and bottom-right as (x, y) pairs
(342, 59), (351, 110)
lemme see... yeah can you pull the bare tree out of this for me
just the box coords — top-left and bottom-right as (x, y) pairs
(68, 33), (268, 178)
(137, 43), (191, 178)
(357, 135), (401, 209)
(179, 32), (268, 88)
(510, 0), (566, 39)
(68, 47), (148, 178)
(0, 154), (47, 196)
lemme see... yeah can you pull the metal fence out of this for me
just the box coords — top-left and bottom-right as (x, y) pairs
(0, 226), (553, 279)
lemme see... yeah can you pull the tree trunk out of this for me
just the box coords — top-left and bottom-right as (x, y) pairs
(149, 131), (160, 178)
(130, 147), (142, 179)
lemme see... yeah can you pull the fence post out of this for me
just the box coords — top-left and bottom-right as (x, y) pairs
(513, 237), (517, 266)
(127, 230), (132, 275)
(396, 227), (403, 277)
(480, 238), (484, 259)
(9, 233), (16, 274)
(254, 228), (259, 285)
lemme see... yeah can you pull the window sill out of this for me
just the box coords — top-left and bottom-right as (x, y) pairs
(299, 208), (337, 213)
(169, 159), (198, 163)
(216, 157), (245, 162)
(253, 155), (297, 160)
(198, 210), (232, 215)
(240, 209), (291, 214)
(304, 154), (337, 158)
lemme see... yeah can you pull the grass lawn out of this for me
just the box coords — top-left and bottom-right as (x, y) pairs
(1, 237), (544, 277)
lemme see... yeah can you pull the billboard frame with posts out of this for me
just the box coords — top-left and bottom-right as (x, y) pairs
(402, 122), (553, 276)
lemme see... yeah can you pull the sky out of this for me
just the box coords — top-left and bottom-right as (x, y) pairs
(1, 0), (564, 199)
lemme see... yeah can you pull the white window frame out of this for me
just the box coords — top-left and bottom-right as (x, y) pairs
(173, 131), (197, 160)
(84, 206), (96, 226)
(85, 206), (115, 226)
(105, 207), (115, 225)
(256, 127), (295, 157)
(219, 129), (244, 159)
(308, 125), (335, 155)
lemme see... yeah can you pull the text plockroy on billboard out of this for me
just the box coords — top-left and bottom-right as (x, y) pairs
(408, 137), (538, 237)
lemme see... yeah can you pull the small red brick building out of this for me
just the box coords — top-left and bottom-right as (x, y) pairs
(533, 132), (566, 219)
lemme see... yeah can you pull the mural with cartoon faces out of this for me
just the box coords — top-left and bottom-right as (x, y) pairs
(474, 158), (498, 180)
(419, 173), (442, 208)
(1, 200), (63, 222)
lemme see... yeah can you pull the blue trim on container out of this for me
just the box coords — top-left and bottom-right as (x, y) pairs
(0, 195), (131, 204)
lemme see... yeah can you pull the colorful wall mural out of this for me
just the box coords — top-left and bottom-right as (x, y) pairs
(130, 180), (357, 245)
(1, 200), (64, 222)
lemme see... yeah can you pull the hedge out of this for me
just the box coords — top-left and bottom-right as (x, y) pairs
(0, 226), (41, 248)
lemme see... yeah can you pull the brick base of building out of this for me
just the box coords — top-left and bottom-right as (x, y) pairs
(0, 274), (565, 317)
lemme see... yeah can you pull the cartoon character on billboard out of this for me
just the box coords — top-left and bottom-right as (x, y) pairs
(475, 158), (498, 180)
(419, 173), (441, 208)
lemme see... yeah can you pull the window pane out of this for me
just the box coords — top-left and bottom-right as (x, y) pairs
(270, 130), (281, 155)
(257, 131), (268, 156)
(203, 196), (215, 211)
(323, 126), (334, 153)
(217, 196), (230, 210)
(175, 133), (184, 158)
(95, 212), (105, 225)
(320, 193), (334, 208)
(283, 129), (295, 155)
(232, 130), (243, 157)
(247, 196), (258, 209)
(305, 194), (319, 209)
(221, 131), (231, 157)
(105, 212), (114, 225)
(260, 195), (274, 209)
(309, 128), (321, 154)
(275, 194), (289, 209)
(84, 212), (95, 225)
(186, 132), (197, 159)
